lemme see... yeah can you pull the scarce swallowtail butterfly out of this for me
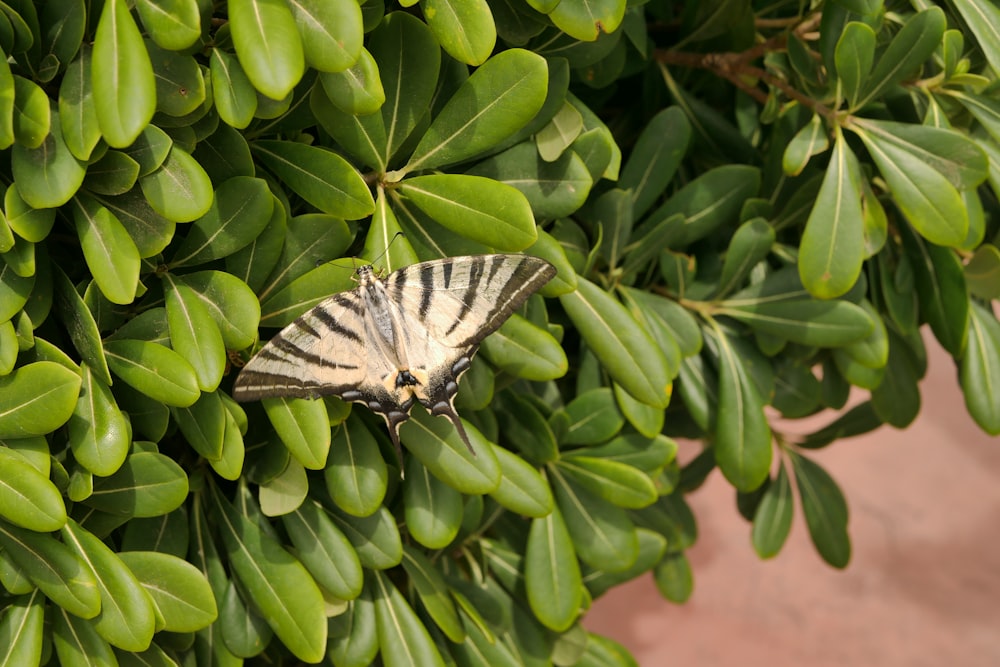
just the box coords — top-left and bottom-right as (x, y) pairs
(233, 254), (556, 461)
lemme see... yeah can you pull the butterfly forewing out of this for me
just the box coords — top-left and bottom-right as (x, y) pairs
(233, 254), (556, 456)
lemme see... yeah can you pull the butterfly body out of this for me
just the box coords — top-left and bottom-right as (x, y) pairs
(233, 254), (556, 459)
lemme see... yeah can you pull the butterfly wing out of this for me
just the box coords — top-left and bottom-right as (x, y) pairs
(232, 290), (416, 441)
(383, 254), (556, 445)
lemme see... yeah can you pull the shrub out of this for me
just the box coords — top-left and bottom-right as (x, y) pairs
(0, 0), (998, 664)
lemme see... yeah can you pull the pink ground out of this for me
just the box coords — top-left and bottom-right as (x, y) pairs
(587, 334), (1000, 666)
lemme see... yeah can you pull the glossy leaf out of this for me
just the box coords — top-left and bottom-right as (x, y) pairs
(262, 396), (331, 470)
(229, 0), (305, 100)
(489, 446), (555, 518)
(253, 140), (374, 220)
(712, 329), (772, 492)
(325, 418), (389, 517)
(718, 298), (873, 346)
(0, 591), (44, 665)
(118, 550), (218, 632)
(751, 463), (794, 558)
(401, 410), (502, 494)
(398, 175), (538, 250)
(92, 0), (156, 147)
(282, 499), (364, 600)
(799, 130), (864, 298)
(209, 485), (327, 662)
(61, 519), (157, 651)
(317, 47), (385, 116)
(404, 455), (463, 548)
(855, 8), (945, 108)
(961, 302), (1000, 434)
(177, 270), (261, 350)
(11, 111), (86, 208)
(104, 340), (201, 408)
(524, 505), (582, 632)
(421, 0), (496, 65)
(139, 146), (214, 223)
(557, 455), (657, 509)
(408, 49), (546, 171)
(135, 0), (202, 50)
(372, 569), (448, 667)
(288, 0), (363, 73)
(165, 277), (227, 391)
(210, 48), (257, 129)
(900, 224), (969, 357)
(67, 364), (129, 476)
(172, 390), (226, 461)
(86, 452), (188, 518)
(480, 313), (568, 381)
(790, 451), (851, 568)
(0, 361), (81, 439)
(329, 504), (403, 570)
(560, 277), (671, 408)
(400, 545), (464, 643)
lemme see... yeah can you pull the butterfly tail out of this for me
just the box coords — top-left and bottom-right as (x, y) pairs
(431, 404), (477, 457)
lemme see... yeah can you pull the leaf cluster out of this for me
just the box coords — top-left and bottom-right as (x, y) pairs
(0, 0), (999, 665)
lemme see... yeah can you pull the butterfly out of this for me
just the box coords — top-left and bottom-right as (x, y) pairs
(233, 254), (556, 461)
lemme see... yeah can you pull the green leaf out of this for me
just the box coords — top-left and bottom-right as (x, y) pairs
(961, 302), (1000, 434)
(618, 106), (690, 219)
(84, 150), (140, 196)
(718, 298), (873, 347)
(835, 22), (875, 109)
(67, 364), (129, 477)
(177, 270), (261, 350)
(263, 396), (331, 470)
(550, 468), (639, 572)
(253, 140), (374, 220)
(52, 606), (116, 665)
(0, 591), (44, 665)
(12, 75), (50, 149)
(135, 0), (202, 51)
(0, 55), (14, 150)
(92, 0), (155, 147)
(489, 446), (555, 518)
(139, 146), (214, 223)
(407, 49), (546, 171)
(371, 569), (448, 667)
(950, 0), (1000, 77)
(466, 141), (593, 220)
(118, 551), (218, 632)
(421, 0), (496, 65)
(751, 462), (794, 558)
(496, 392), (559, 464)
(404, 455), (463, 548)
(329, 504), (403, 570)
(400, 409), (502, 495)
(870, 330), (922, 428)
(288, 0), (364, 72)
(258, 456), (308, 516)
(398, 174), (538, 250)
(282, 499), (364, 601)
(210, 48), (257, 129)
(653, 552), (693, 603)
(11, 111), (86, 208)
(0, 522), (100, 619)
(900, 224), (969, 356)
(209, 484), (327, 662)
(70, 196), (140, 305)
(560, 277), (671, 408)
(856, 8), (945, 108)
(716, 217), (775, 298)
(0, 361), (81, 439)
(229, 0), (305, 100)
(61, 519), (157, 651)
(368, 12), (439, 163)
(557, 455), (657, 509)
(400, 546), (464, 643)
(789, 451), (851, 569)
(549, 0), (626, 41)
(561, 387), (624, 445)
(639, 165), (760, 248)
(325, 418), (389, 517)
(524, 505), (583, 632)
(480, 313), (568, 381)
(316, 47), (385, 116)
(798, 131), (864, 298)
(171, 390), (226, 461)
(327, 587), (378, 667)
(712, 328), (772, 492)
(86, 452), (188, 518)
(582, 528), (667, 599)
(104, 340), (201, 407)
(853, 119), (969, 246)
(147, 41), (205, 117)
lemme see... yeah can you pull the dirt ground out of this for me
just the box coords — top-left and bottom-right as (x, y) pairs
(587, 334), (1000, 666)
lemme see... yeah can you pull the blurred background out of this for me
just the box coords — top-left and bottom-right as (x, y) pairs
(587, 333), (1000, 666)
